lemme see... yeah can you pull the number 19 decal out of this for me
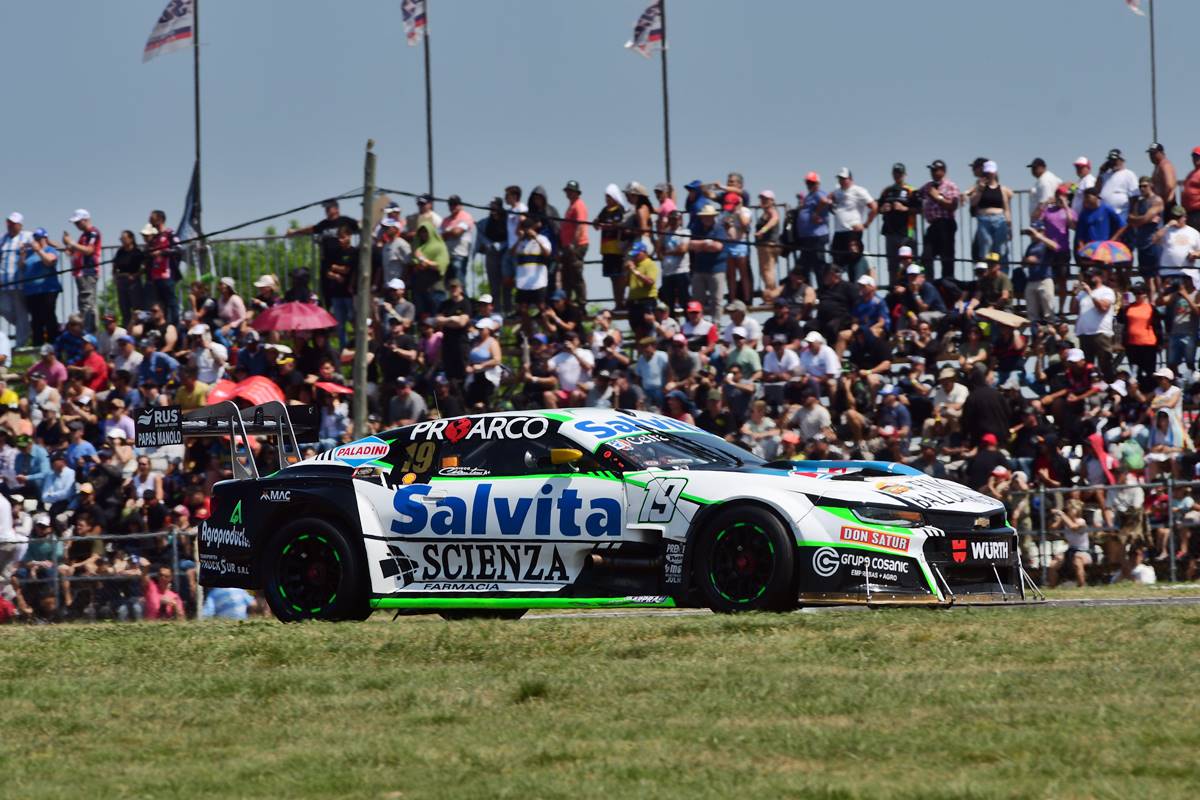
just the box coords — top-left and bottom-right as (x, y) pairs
(638, 478), (687, 523)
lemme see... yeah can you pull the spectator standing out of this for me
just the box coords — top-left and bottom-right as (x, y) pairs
(463, 318), (502, 408)
(1161, 274), (1197, 374)
(379, 219), (410, 286)
(1036, 186), (1074, 312)
(287, 199), (360, 280)
(754, 190), (782, 301)
(1070, 156), (1097, 218)
(435, 280), (471, 385)
(1152, 204), (1200, 282)
(688, 207), (728, 321)
(657, 209), (691, 312)
(559, 181), (590, 304)
(594, 185), (627, 309)
(877, 163), (916, 282)
(1117, 284), (1162, 385)
(1147, 142), (1177, 206)
(479, 199), (510, 315)
(511, 219), (551, 313)
(967, 161), (1013, 267)
(0, 213), (33, 346)
(1128, 176), (1164, 294)
(632, 337), (668, 407)
(21, 229), (62, 346)
(111, 230), (144, 327)
(721, 192), (753, 305)
(526, 187), (561, 290)
(1026, 157), (1062, 216)
(793, 172), (830, 282)
(918, 160), (960, 280)
(1073, 268), (1117, 379)
(60, 209), (101, 333)
(146, 210), (182, 326)
(829, 168), (877, 267)
(1098, 148), (1139, 221)
(624, 243), (660, 339)
(411, 221), (450, 317)
(1074, 188), (1126, 254)
(1021, 225), (1060, 323)
(1181, 147), (1200, 231)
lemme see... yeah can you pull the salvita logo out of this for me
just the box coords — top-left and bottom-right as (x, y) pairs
(201, 524), (250, 549)
(970, 540), (1010, 560)
(391, 482), (622, 538)
(570, 414), (702, 441)
(409, 416), (549, 443)
(332, 436), (391, 467)
(812, 547), (841, 577)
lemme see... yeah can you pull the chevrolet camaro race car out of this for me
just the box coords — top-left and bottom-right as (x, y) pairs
(176, 405), (1035, 621)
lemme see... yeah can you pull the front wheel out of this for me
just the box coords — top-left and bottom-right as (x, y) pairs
(262, 518), (371, 622)
(693, 506), (796, 613)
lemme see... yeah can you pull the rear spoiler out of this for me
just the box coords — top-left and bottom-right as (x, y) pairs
(135, 401), (317, 480)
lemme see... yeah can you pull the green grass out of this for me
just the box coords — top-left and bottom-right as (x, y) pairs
(2, 605), (1199, 799)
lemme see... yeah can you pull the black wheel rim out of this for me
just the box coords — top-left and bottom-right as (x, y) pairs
(277, 533), (341, 615)
(710, 522), (774, 604)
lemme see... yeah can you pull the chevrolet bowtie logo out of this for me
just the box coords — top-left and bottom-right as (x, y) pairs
(974, 517), (990, 528)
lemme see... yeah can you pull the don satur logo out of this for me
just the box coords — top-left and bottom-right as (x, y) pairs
(379, 545), (421, 587)
(812, 547), (840, 578)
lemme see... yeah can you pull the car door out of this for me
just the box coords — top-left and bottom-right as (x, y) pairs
(385, 426), (628, 592)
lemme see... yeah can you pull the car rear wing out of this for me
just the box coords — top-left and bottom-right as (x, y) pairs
(134, 401), (318, 480)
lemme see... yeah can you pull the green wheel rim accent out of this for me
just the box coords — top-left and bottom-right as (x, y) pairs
(709, 522), (774, 604)
(277, 532), (342, 616)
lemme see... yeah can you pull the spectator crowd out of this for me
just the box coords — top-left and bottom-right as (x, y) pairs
(5, 143), (1200, 621)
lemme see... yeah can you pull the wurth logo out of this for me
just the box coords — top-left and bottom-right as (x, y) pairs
(970, 541), (1010, 560)
(951, 539), (967, 563)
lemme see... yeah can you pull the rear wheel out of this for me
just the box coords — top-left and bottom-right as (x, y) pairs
(694, 506), (796, 613)
(262, 518), (370, 622)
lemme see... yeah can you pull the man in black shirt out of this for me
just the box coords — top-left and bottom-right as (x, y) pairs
(964, 432), (1011, 490)
(961, 365), (1010, 447)
(878, 163), (916, 282)
(761, 300), (803, 346)
(816, 266), (857, 343)
(286, 199), (361, 277)
(435, 280), (472, 383)
(321, 225), (359, 349)
(696, 390), (736, 440)
(846, 327), (893, 391)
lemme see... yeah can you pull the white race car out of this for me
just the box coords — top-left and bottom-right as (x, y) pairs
(189, 406), (1033, 620)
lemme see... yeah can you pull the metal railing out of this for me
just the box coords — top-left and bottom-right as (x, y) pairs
(1007, 476), (1199, 584)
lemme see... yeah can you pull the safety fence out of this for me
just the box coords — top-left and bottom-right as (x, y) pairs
(7, 529), (202, 622)
(1008, 476), (1200, 584)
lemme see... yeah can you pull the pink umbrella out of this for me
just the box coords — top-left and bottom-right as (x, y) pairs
(205, 376), (286, 407)
(251, 301), (338, 333)
(314, 381), (354, 395)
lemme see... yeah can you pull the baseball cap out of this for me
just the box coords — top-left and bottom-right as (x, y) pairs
(980, 433), (999, 446)
(1192, 147), (1200, 158)
(32, 228), (48, 240)
(927, 159), (947, 171)
(1055, 184), (1071, 196)
(549, 289), (567, 301)
(1073, 156), (1091, 167)
(684, 179), (704, 191)
(39, 344), (54, 356)
(1154, 367), (1175, 380)
(985, 252), (1001, 263)
(771, 333), (788, 344)
(379, 218), (399, 229)
(724, 299), (747, 313)
(253, 274), (275, 288)
(531, 333), (549, 345)
(804, 171), (821, 183)
(758, 189), (776, 201)
(1147, 142), (1164, 153)
(416, 193), (433, 206)
(1026, 157), (1046, 169)
(892, 162), (906, 173)
(1065, 348), (1085, 363)
(672, 333), (687, 345)
(384, 204), (402, 214)
(653, 182), (671, 194)
(474, 318), (497, 331)
(447, 194), (462, 206)
(803, 331), (826, 345)
(856, 274), (876, 287)
(1107, 148), (1124, 161)
(68, 209), (90, 223)
(982, 160), (998, 174)
(563, 179), (581, 192)
(970, 157), (988, 169)
(898, 245), (914, 258)
(387, 278), (406, 291)
(731, 326), (748, 339)
(992, 465), (1011, 478)
(686, 300), (703, 313)
(938, 367), (958, 380)
(188, 324), (208, 336)
(627, 242), (649, 259)
(906, 263), (924, 275)
(835, 167), (852, 179)
(695, 205), (719, 217)
(6, 212), (23, 224)
(219, 276), (236, 289)
(478, 293), (493, 304)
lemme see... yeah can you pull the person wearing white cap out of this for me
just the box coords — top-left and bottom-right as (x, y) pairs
(895, 259), (947, 327)
(58, 209), (103, 334)
(379, 216), (412, 286)
(464, 316), (502, 407)
(755, 189), (782, 299)
(184, 323), (228, 385)
(216, 276), (247, 341)
(967, 160), (1013, 268)
(377, 277), (415, 329)
(0, 213), (33, 347)
(1150, 365), (1184, 444)
(798, 329), (841, 391)
(829, 168), (877, 267)
(250, 273), (280, 317)
(1071, 156), (1096, 218)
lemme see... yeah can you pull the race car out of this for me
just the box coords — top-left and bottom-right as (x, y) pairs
(169, 404), (1037, 621)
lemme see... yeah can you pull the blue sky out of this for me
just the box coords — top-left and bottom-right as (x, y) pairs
(4, 0), (1196, 237)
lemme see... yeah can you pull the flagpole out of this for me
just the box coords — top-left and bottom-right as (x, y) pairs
(423, 2), (434, 196)
(658, 0), (672, 186)
(192, 0), (202, 239)
(1148, 0), (1158, 142)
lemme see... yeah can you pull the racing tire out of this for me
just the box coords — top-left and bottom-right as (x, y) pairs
(693, 506), (796, 613)
(261, 518), (371, 622)
(438, 610), (528, 621)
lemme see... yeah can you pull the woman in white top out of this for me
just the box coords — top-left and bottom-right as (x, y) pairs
(129, 455), (163, 501)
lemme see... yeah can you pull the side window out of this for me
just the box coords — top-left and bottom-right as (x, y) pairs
(439, 433), (603, 477)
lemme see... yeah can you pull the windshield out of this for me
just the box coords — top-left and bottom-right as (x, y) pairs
(599, 426), (765, 471)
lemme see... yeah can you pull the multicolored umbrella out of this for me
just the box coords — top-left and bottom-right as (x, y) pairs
(250, 301), (338, 333)
(1077, 239), (1132, 265)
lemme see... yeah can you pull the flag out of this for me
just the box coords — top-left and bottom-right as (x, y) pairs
(143, 0), (194, 63)
(178, 161), (202, 243)
(403, 0), (427, 46)
(625, 1), (664, 58)
(1126, 0), (1146, 16)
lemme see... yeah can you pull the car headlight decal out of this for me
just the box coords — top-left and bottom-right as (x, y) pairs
(851, 506), (925, 528)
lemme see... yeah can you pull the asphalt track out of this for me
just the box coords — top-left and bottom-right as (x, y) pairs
(524, 594), (1200, 621)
